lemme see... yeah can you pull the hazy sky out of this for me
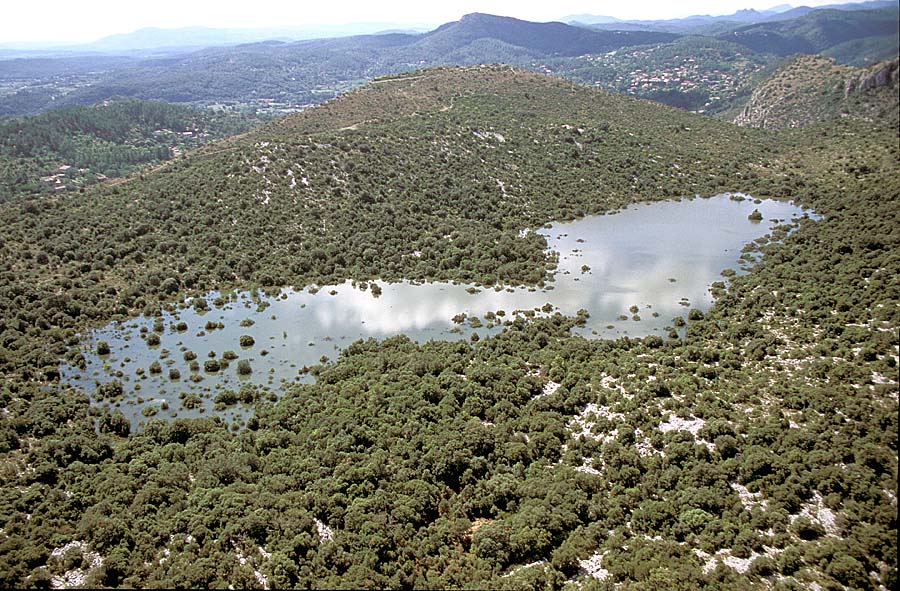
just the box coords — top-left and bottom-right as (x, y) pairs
(1, 0), (873, 44)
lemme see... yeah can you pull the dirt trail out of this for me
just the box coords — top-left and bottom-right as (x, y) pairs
(370, 75), (426, 84)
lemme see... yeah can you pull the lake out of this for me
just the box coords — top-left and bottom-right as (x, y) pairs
(60, 194), (811, 428)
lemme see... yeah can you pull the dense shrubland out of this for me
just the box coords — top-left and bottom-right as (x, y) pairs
(734, 54), (899, 130)
(0, 65), (896, 588)
(0, 67), (782, 376)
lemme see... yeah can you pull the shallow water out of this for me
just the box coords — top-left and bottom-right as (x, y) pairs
(60, 194), (811, 428)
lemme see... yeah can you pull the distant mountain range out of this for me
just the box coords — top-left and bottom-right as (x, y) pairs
(0, 3), (896, 118)
(414, 13), (678, 57)
(89, 23), (437, 52)
(566, 0), (898, 33)
(0, 22), (438, 58)
(717, 6), (899, 55)
(0, 13), (683, 115)
(0, 14), (676, 58)
(3, 1), (894, 57)
(563, 5), (792, 28)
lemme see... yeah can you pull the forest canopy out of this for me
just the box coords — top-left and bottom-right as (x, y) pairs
(0, 98), (261, 202)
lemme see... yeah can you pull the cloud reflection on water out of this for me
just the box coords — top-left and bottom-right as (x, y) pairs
(288, 195), (805, 337)
(61, 194), (810, 426)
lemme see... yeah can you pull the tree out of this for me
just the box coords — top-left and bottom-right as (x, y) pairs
(99, 411), (130, 437)
(827, 555), (869, 588)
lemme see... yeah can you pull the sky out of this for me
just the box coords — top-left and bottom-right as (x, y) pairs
(0, 0), (875, 44)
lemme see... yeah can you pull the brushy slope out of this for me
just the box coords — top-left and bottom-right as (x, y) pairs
(735, 54), (899, 129)
(0, 65), (896, 589)
(0, 65), (788, 375)
(719, 6), (899, 56)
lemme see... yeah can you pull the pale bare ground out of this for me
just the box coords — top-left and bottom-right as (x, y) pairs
(370, 75), (427, 84)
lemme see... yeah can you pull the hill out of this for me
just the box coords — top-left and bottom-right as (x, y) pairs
(734, 54), (899, 128)
(0, 65), (776, 332)
(0, 65), (896, 588)
(717, 6), (899, 56)
(822, 30), (900, 65)
(417, 13), (677, 57)
(579, 7), (787, 34)
(547, 36), (773, 114)
(758, 0), (899, 22)
(577, 1), (898, 34)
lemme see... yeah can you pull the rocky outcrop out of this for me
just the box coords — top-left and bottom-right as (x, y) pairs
(844, 57), (899, 95)
(735, 54), (899, 130)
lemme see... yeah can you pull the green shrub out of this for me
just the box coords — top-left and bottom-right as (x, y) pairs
(748, 555), (776, 577)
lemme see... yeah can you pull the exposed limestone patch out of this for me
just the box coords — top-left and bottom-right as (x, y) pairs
(574, 459), (604, 476)
(578, 551), (610, 581)
(696, 546), (783, 575)
(315, 518), (335, 543)
(731, 482), (769, 511)
(537, 379), (560, 399)
(232, 541), (270, 590)
(633, 427), (659, 458)
(47, 541), (103, 589)
(658, 414), (717, 451)
(473, 130), (506, 143)
(502, 560), (547, 578)
(659, 414), (705, 436)
(567, 403), (623, 442)
(792, 491), (840, 536)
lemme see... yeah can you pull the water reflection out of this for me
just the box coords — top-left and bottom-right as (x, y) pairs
(60, 194), (811, 428)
